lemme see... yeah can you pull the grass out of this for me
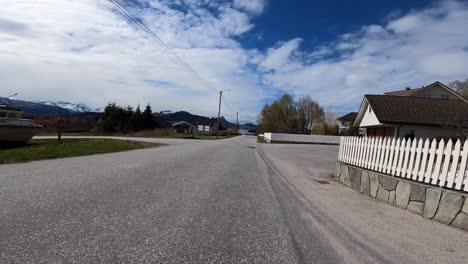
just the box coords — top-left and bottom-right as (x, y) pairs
(36, 130), (238, 140)
(0, 139), (162, 164)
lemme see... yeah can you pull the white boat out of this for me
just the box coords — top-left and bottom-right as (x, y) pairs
(0, 105), (42, 144)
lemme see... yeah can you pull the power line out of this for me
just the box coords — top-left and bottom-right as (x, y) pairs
(106, 0), (220, 93)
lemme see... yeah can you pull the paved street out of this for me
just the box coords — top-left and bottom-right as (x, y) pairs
(1, 136), (467, 263)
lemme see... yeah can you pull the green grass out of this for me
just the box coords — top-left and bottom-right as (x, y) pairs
(0, 139), (162, 164)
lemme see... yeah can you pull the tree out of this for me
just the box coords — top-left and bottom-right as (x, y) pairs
(142, 104), (156, 129)
(258, 93), (329, 134)
(130, 105), (143, 131)
(296, 96), (324, 134)
(448, 79), (468, 99)
(311, 109), (339, 135)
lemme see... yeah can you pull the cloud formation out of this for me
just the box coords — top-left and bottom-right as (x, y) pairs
(0, 0), (467, 122)
(257, 0), (468, 113)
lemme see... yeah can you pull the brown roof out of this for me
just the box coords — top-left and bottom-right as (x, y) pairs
(384, 88), (422, 96)
(337, 112), (358, 122)
(365, 95), (468, 127)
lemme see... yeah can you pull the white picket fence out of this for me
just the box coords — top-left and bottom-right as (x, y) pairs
(338, 137), (468, 192)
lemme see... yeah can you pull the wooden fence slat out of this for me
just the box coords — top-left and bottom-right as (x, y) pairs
(350, 137), (356, 165)
(456, 140), (468, 190)
(431, 139), (445, 185)
(424, 139), (437, 183)
(401, 138), (411, 178)
(396, 138), (406, 177)
(390, 138), (401, 176)
(439, 140), (453, 187)
(370, 137), (377, 170)
(374, 138), (382, 171)
(418, 139), (430, 182)
(351, 137), (358, 165)
(447, 140), (461, 188)
(357, 137), (364, 167)
(387, 138), (396, 174)
(406, 139), (418, 179)
(379, 138), (388, 172)
(363, 137), (369, 168)
(343, 137), (349, 163)
(412, 138), (423, 180)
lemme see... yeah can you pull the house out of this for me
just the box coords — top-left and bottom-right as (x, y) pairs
(337, 112), (358, 134)
(354, 82), (468, 139)
(171, 120), (228, 136)
(171, 121), (195, 135)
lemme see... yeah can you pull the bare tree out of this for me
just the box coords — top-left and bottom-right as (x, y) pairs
(297, 96), (324, 134)
(448, 79), (468, 99)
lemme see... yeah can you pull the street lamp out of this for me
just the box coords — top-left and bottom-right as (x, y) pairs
(6, 93), (18, 99)
(216, 89), (230, 140)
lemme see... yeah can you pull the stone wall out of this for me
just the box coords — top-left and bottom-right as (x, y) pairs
(334, 161), (468, 232)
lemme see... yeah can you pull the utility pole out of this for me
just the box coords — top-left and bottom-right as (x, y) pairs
(236, 112), (239, 135)
(216, 89), (230, 140)
(216, 91), (223, 140)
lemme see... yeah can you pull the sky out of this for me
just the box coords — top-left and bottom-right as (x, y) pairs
(1, 0), (468, 123)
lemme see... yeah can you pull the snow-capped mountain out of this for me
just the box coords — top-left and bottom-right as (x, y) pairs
(37, 101), (94, 113)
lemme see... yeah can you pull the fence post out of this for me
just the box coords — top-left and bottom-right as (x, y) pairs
(439, 140), (453, 187)
(431, 139), (445, 185)
(424, 139), (437, 183)
(446, 139), (461, 188)
(456, 140), (468, 190)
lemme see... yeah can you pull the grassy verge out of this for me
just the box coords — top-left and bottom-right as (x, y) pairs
(37, 130), (238, 140)
(0, 139), (162, 164)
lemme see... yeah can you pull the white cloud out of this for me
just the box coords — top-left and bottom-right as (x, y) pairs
(0, 0), (467, 122)
(257, 0), (468, 113)
(233, 0), (266, 15)
(0, 0), (266, 121)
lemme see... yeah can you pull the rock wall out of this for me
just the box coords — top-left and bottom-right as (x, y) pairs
(263, 133), (340, 145)
(334, 161), (468, 232)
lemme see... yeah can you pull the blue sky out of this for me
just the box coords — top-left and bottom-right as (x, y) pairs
(0, 0), (467, 123)
(242, 0), (433, 51)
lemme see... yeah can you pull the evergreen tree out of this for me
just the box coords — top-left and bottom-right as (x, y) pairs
(142, 104), (156, 129)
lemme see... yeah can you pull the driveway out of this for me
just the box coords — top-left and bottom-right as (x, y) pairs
(1, 136), (467, 263)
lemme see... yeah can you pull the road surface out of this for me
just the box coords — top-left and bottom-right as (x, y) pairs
(1, 136), (467, 263)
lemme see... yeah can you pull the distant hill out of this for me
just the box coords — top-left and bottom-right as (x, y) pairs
(240, 123), (257, 129)
(0, 97), (101, 117)
(36, 101), (99, 113)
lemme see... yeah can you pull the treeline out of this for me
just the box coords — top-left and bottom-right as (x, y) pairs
(258, 93), (339, 135)
(99, 103), (156, 132)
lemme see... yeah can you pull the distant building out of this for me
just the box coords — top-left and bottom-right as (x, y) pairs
(337, 112), (358, 134)
(354, 82), (468, 139)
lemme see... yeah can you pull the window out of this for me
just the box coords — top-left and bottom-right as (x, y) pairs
(368, 106), (372, 113)
(441, 94), (449, 99)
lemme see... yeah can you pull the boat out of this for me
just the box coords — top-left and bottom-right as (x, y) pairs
(0, 105), (42, 144)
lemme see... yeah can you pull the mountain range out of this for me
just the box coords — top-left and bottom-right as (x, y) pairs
(0, 97), (257, 129)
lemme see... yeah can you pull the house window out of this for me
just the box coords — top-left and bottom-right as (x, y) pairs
(368, 107), (372, 113)
(440, 94), (449, 99)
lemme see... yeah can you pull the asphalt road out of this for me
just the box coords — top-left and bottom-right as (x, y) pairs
(1, 136), (467, 263)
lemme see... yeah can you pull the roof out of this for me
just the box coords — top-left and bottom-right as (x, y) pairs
(384, 88), (422, 96)
(171, 121), (195, 127)
(383, 81), (467, 102)
(337, 112), (358, 122)
(362, 95), (468, 127)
